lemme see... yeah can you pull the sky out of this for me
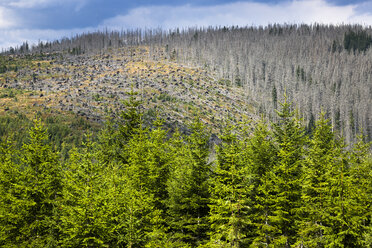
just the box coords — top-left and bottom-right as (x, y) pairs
(0, 0), (372, 50)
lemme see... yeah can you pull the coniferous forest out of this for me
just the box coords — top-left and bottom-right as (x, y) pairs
(3, 24), (372, 143)
(0, 91), (371, 247)
(0, 24), (371, 247)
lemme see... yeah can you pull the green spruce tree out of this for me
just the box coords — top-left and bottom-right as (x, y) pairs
(300, 113), (338, 247)
(349, 134), (372, 247)
(60, 133), (157, 247)
(324, 137), (353, 247)
(17, 119), (61, 246)
(208, 123), (251, 247)
(0, 137), (25, 246)
(248, 120), (277, 247)
(167, 117), (211, 246)
(271, 96), (306, 247)
(60, 134), (111, 247)
(98, 87), (143, 165)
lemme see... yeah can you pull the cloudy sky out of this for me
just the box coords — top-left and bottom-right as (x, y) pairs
(0, 0), (371, 50)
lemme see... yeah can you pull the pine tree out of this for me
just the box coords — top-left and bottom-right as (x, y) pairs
(98, 87), (143, 165)
(324, 137), (353, 248)
(8, 119), (62, 246)
(146, 118), (173, 210)
(167, 117), (211, 246)
(60, 133), (158, 247)
(208, 123), (251, 247)
(60, 134), (111, 247)
(345, 134), (371, 247)
(124, 118), (172, 209)
(300, 113), (338, 247)
(0, 137), (25, 246)
(271, 96), (306, 247)
(248, 120), (278, 247)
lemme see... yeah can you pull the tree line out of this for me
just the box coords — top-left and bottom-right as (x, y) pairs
(2, 24), (371, 144)
(6, 24), (372, 144)
(158, 24), (372, 144)
(0, 92), (371, 247)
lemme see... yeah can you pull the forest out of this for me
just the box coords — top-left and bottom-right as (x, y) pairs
(0, 91), (371, 247)
(0, 24), (371, 247)
(4, 24), (372, 144)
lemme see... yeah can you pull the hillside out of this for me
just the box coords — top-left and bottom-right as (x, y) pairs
(0, 24), (371, 247)
(0, 46), (254, 135)
(1, 24), (372, 144)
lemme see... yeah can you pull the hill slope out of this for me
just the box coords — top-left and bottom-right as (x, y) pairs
(0, 47), (255, 135)
(1, 24), (372, 143)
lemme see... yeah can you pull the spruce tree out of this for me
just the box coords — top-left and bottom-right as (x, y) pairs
(146, 118), (173, 210)
(271, 96), (305, 246)
(118, 88), (142, 145)
(324, 137), (353, 248)
(248, 120), (278, 247)
(208, 123), (251, 247)
(300, 113), (337, 247)
(350, 135), (372, 247)
(98, 87), (143, 165)
(0, 137), (25, 246)
(96, 91), (170, 247)
(121, 119), (173, 246)
(124, 118), (172, 210)
(341, 134), (371, 247)
(60, 133), (157, 247)
(13, 119), (61, 246)
(300, 114), (371, 247)
(60, 135), (110, 247)
(167, 117), (211, 246)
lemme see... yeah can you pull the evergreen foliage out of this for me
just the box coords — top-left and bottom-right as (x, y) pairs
(59, 135), (115, 247)
(208, 123), (251, 247)
(300, 113), (339, 247)
(167, 117), (211, 246)
(248, 120), (277, 247)
(271, 96), (306, 246)
(0, 137), (24, 246)
(343, 30), (372, 52)
(349, 135), (372, 247)
(98, 87), (143, 165)
(0, 111), (98, 160)
(0, 119), (62, 246)
(0, 98), (370, 247)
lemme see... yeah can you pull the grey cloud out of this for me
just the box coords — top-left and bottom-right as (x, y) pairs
(101, 0), (371, 29)
(1, 0), (372, 50)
